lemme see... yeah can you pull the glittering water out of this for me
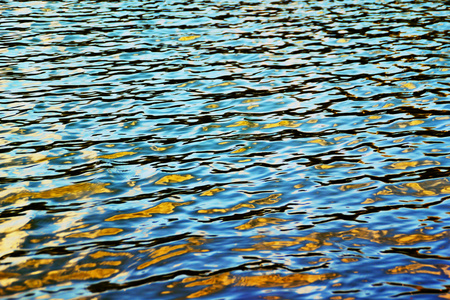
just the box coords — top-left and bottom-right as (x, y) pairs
(1, 0), (450, 299)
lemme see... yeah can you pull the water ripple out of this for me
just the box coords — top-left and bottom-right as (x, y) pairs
(1, 0), (450, 299)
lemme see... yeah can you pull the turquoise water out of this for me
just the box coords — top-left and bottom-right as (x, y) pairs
(1, 0), (450, 299)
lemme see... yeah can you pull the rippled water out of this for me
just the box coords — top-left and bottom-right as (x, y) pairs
(1, 0), (450, 299)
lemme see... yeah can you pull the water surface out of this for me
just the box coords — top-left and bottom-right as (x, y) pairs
(1, 0), (450, 299)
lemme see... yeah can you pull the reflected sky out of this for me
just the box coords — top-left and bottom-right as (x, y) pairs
(1, 0), (450, 299)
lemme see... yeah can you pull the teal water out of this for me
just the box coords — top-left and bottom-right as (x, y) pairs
(1, 0), (450, 299)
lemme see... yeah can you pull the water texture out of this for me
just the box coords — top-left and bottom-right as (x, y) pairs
(1, 0), (450, 299)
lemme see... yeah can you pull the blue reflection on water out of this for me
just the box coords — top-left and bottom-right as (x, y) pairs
(0, 0), (450, 299)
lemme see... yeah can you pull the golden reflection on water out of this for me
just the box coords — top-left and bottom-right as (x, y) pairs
(226, 120), (259, 128)
(154, 174), (194, 185)
(106, 201), (192, 221)
(200, 188), (225, 196)
(386, 160), (439, 170)
(198, 193), (281, 214)
(233, 227), (450, 252)
(66, 228), (123, 239)
(0, 215), (30, 258)
(167, 271), (340, 299)
(0, 262), (119, 295)
(90, 251), (133, 259)
(375, 178), (450, 198)
(97, 151), (136, 159)
(339, 182), (373, 192)
(262, 120), (300, 129)
(137, 237), (208, 270)
(2, 0), (450, 298)
(0, 155), (448, 297)
(0, 152), (55, 167)
(393, 120), (425, 129)
(315, 163), (356, 170)
(0, 224), (448, 296)
(231, 146), (251, 154)
(387, 262), (448, 276)
(1, 182), (112, 203)
(307, 139), (332, 146)
(235, 217), (288, 230)
(150, 145), (173, 152)
(43, 267), (118, 284)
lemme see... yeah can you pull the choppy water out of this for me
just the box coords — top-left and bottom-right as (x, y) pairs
(1, 0), (450, 299)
